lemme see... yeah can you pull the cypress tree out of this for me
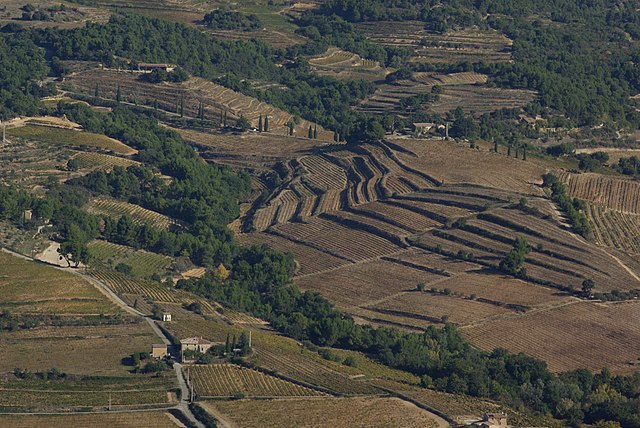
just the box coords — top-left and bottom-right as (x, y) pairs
(334, 132), (338, 142)
(515, 145), (520, 159)
(313, 125), (317, 139)
(507, 144), (512, 156)
(523, 145), (527, 160)
(231, 335), (237, 351)
(223, 110), (227, 127)
(289, 122), (294, 136)
(308, 125), (313, 139)
(179, 97), (184, 117)
(258, 114), (263, 132)
(94, 83), (99, 99)
(494, 140), (498, 153)
(264, 115), (269, 132)
(225, 334), (230, 353)
(116, 85), (121, 103)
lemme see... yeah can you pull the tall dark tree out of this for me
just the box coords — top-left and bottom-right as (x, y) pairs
(264, 115), (269, 132)
(258, 114), (263, 132)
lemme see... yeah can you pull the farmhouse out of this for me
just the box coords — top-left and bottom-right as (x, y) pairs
(151, 344), (168, 359)
(180, 337), (214, 361)
(476, 413), (508, 428)
(137, 63), (176, 73)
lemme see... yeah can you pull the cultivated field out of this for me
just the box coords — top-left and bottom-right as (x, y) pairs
(296, 258), (445, 309)
(461, 300), (640, 373)
(203, 397), (449, 428)
(0, 251), (117, 315)
(559, 171), (640, 214)
(88, 240), (173, 278)
(586, 203), (640, 254)
(72, 151), (139, 170)
(0, 323), (157, 375)
(87, 197), (177, 230)
(62, 69), (332, 140)
(0, 412), (182, 427)
(190, 364), (325, 398)
(7, 125), (136, 155)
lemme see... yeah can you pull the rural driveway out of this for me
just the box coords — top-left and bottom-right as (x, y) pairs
(173, 363), (205, 428)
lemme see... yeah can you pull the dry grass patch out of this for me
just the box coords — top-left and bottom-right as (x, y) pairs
(203, 397), (449, 428)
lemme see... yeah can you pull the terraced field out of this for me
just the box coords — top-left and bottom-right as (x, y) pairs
(427, 85), (537, 117)
(357, 22), (512, 64)
(559, 171), (640, 214)
(358, 71), (525, 117)
(309, 47), (386, 81)
(87, 197), (177, 230)
(461, 300), (640, 373)
(246, 142), (441, 231)
(63, 70), (332, 140)
(190, 364), (326, 398)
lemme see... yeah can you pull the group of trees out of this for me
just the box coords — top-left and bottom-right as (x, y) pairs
(616, 156), (640, 176)
(0, 31), (51, 119)
(498, 237), (530, 277)
(543, 173), (591, 238)
(202, 10), (262, 31)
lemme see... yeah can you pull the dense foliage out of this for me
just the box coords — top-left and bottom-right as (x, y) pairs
(542, 173), (592, 238)
(0, 31), (50, 119)
(203, 10), (261, 31)
(316, 0), (640, 129)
